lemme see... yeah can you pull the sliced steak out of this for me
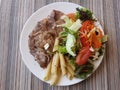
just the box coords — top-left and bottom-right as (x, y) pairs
(28, 10), (64, 68)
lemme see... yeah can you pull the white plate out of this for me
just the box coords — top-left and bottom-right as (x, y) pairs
(20, 2), (104, 86)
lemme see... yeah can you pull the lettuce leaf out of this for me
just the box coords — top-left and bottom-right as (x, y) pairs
(75, 62), (94, 79)
(76, 7), (96, 21)
(101, 35), (108, 43)
(55, 45), (67, 54)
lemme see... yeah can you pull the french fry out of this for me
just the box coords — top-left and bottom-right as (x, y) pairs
(44, 36), (76, 85)
(67, 70), (73, 80)
(51, 52), (60, 74)
(65, 56), (75, 80)
(66, 65), (74, 77)
(65, 56), (75, 71)
(50, 67), (60, 85)
(43, 60), (52, 81)
(49, 37), (61, 85)
(70, 64), (75, 71)
(53, 37), (59, 52)
(59, 53), (67, 76)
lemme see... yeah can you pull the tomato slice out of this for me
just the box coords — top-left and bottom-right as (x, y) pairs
(80, 36), (90, 47)
(76, 46), (91, 65)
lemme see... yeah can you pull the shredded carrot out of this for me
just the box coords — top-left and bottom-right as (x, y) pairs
(81, 20), (94, 33)
(90, 28), (103, 49)
(92, 33), (101, 48)
(79, 20), (94, 47)
(67, 13), (76, 21)
(79, 20), (103, 49)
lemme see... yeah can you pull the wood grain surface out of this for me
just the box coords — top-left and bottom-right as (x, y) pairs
(0, 0), (120, 90)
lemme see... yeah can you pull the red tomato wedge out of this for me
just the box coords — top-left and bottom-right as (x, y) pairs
(80, 36), (90, 47)
(76, 46), (91, 65)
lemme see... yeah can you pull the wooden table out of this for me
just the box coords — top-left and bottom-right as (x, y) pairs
(0, 0), (120, 90)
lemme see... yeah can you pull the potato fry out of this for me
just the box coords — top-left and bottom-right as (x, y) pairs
(50, 37), (61, 85)
(66, 65), (74, 77)
(59, 53), (67, 76)
(67, 70), (74, 80)
(59, 53), (66, 66)
(65, 56), (75, 72)
(50, 67), (60, 85)
(43, 60), (52, 81)
(64, 56), (75, 80)
(44, 36), (76, 85)
(70, 64), (75, 71)
(53, 37), (59, 52)
(51, 52), (60, 74)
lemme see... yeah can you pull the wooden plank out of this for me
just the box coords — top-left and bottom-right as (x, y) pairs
(0, 0), (1, 7)
(103, 0), (120, 90)
(0, 0), (12, 90)
(113, 1), (120, 86)
(0, 0), (120, 90)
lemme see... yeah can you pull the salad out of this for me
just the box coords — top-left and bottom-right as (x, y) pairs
(55, 7), (107, 79)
